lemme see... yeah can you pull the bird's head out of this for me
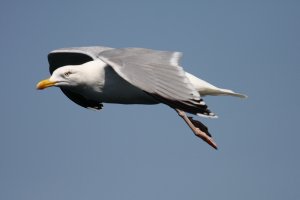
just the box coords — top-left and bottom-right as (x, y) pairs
(36, 66), (83, 90)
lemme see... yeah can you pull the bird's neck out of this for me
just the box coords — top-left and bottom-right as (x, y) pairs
(72, 60), (107, 97)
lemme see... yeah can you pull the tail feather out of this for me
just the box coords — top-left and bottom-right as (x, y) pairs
(185, 72), (247, 98)
(215, 88), (248, 98)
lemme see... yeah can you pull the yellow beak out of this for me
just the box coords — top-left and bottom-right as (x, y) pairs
(36, 79), (56, 90)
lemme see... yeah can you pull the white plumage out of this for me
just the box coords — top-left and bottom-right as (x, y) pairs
(37, 46), (247, 149)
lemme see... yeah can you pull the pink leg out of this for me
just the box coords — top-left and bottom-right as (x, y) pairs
(175, 109), (218, 150)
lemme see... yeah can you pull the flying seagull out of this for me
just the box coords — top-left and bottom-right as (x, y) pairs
(37, 46), (246, 149)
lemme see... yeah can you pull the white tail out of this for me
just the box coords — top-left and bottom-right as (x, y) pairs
(204, 88), (247, 98)
(185, 72), (247, 98)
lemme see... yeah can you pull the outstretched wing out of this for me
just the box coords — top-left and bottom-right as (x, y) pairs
(99, 48), (215, 117)
(48, 46), (112, 109)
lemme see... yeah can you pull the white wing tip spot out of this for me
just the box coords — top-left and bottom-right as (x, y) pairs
(199, 101), (206, 105)
(197, 113), (218, 118)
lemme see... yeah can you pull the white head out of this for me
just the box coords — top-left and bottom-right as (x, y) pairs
(36, 65), (84, 89)
(36, 60), (104, 90)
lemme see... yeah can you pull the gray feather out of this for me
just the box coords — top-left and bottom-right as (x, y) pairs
(98, 48), (200, 102)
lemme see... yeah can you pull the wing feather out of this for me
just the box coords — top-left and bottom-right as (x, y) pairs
(99, 48), (216, 117)
(99, 48), (200, 101)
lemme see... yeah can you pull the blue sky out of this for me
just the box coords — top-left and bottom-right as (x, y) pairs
(1, 0), (299, 199)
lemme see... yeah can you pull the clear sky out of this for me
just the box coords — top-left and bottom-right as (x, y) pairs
(1, 0), (299, 199)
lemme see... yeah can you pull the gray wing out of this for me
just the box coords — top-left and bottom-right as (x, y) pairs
(48, 46), (112, 109)
(98, 48), (215, 116)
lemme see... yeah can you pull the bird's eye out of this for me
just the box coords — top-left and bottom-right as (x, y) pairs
(64, 71), (71, 77)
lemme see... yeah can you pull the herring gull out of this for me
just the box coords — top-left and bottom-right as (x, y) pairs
(37, 46), (247, 149)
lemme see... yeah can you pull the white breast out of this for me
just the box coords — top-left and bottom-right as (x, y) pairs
(77, 60), (158, 104)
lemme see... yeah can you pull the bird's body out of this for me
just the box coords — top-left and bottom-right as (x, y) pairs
(59, 59), (244, 106)
(37, 46), (246, 149)
(70, 60), (158, 105)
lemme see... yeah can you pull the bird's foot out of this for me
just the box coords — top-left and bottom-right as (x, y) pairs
(175, 109), (218, 149)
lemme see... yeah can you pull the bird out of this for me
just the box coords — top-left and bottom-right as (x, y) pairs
(36, 46), (247, 149)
